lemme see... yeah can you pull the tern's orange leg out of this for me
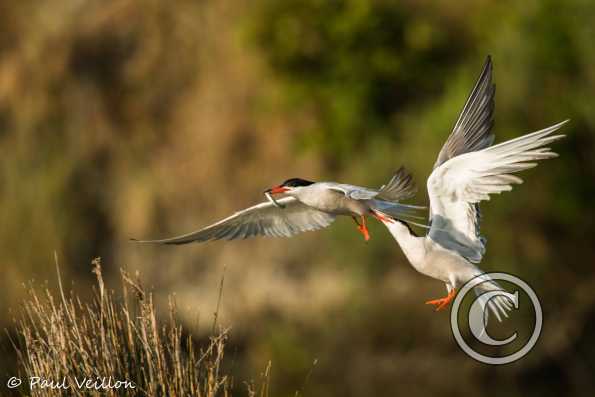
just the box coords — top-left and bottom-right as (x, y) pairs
(425, 289), (457, 311)
(352, 215), (370, 241)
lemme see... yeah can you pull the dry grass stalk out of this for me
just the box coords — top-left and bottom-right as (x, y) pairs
(10, 257), (270, 397)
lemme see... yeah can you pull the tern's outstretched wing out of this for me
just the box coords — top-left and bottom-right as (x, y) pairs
(427, 120), (567, 263)
(132, 197), (336, 245)
(427, 55), (496, 260)
(433, 56), (496, 170)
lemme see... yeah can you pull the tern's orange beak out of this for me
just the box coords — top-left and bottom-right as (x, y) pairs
(265, 186), (289, 194)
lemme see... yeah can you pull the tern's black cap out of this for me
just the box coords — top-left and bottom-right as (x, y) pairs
(281, 178), (315, 187)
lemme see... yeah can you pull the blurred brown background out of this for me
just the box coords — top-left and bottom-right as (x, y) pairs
(1, 0), (594, 396)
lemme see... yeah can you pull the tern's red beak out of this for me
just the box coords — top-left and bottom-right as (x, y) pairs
(267, 186), (289, 194)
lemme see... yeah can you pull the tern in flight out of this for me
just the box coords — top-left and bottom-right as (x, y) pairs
(375, 57), (568, 319)
(133, 168), (422, 244)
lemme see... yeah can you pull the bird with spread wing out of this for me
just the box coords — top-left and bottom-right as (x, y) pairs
(375, 57), (568, 320)
(132, 169), (422, 245)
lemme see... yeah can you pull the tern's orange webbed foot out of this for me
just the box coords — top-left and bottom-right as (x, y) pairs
(353, 215), (370, 241)
(357, 224), (370, 241)
(425, 289), (457, 311)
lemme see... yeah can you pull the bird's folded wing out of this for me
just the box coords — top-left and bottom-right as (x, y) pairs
(326, 184), (378, 200)
(133, 197), (336, 245)
(375, 166), (418, 202)
(433, 56), (495, 170)
(427, 120), (568, 262)
(326, 167), (418, 202)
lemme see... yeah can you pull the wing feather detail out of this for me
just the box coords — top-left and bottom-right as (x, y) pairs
(133, 197), (336, 245)
(434, 56), (495, 170)
(326, 167), (418, 202)
(427, 120), (568, 262)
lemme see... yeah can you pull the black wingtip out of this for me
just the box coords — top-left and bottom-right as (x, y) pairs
(482, 55), (493, 75)
(484, 55), (492, 68)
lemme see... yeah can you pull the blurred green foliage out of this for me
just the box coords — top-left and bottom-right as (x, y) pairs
(249, 0), (475, 166)
(249, 0), (595, 165)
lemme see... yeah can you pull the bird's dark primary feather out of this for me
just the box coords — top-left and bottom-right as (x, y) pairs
(433, 56), (496, 169)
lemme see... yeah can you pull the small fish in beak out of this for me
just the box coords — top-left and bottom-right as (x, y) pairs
(264, 191), (286, 208)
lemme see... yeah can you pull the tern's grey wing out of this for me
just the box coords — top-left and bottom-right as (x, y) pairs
(427, 120), (567, 262)
(133, 197), (336, 245)
(428, 56), (495, 247)
(325, 183), (379, 200)
(433, 56), (495, 170)
(326, 167), (418, 203)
